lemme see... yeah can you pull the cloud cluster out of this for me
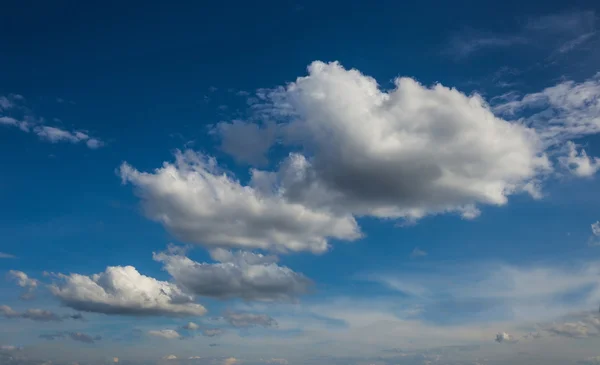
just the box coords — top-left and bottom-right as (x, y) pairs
(216, 61), (550, 223)
(559, 142), (600, 177)
(153, 248), (311, 301)
(545, 313), (600, 338)
(49, 265), (207, 317)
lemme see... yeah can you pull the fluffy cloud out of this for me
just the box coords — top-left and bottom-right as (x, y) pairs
(182, 322), (200, 330)
(1, 305), (62, 322)
(223, 312), (277, 328)
(120, 150), (360, 253)
(559, 142), (600, 177)
(148, 330), (182, 339)
(153, 248), (311, 301)
(49, 265), (207, 317)
(494, 332), (518, 343)
(163, 354), (178, 360)
(235, 61), (550, 221)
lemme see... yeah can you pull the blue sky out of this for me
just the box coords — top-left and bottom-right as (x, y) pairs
(2, 1), (600, 364)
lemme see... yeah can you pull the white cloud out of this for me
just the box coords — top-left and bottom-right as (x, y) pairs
(49, 265), (207, 317)
(163, 354), (178, 360)
(8, 270), (39, 299)
(0, 252), (15, 259)
(149, 330), (181, 340)
(182, 322), (200, 330)
(493, 73), (600, 146)
(593, 222), (600, 236)
(559, 142), (600, 177)
(545, 313), (600, 338)
(120, 150), (361, 254)
(250, 61), (549, 221)
(495, 332), (518, 343)
(153, 248), (311, 301)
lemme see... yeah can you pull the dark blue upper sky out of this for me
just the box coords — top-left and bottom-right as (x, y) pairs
(1, 1), (600, 364)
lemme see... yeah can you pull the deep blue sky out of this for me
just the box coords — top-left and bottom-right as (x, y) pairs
(1, 1), (600, 365)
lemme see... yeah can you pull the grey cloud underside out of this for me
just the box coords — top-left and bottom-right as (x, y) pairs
(39, 332), (101, 343)
(153, 249), (311, 301)
(222, 312), (277, 328)
(0, 305), (65, 322)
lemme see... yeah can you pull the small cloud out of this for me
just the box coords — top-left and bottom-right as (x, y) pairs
(182, 322), (199, 331)
(559, 141), (600, 177)
(223, 358), (239, 365)
(223, 312), (277, 328)
(202, 329), (224, 337)
(113, 358), (119, 363)
(0, 252), (15, 259)
(589, 221), (600, 247)
(495, 332), (518, 343)
(410, 247), (427, 259)
(163, 355), (178, 360)
(148, 330), (181, 340)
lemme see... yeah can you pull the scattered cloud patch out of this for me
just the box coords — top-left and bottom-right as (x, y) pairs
(0, 252), (15, 259)
(182, 322), (200, 331)
(7, 270), (39, 300)
(202, 329), (224, 337)
(0, 305), (63, 322)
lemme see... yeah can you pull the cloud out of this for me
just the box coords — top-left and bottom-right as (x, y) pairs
(153, 248), (311, 301)
(492, 72), (600, 146)
(0, 95), (104, 149)
(494, 332), (518, 343)
(49, 265), (207, 317)
(202, 329), (224, 337)
(39, 332), (101, 343)
(545, 313), (600, 338)
(265, 359), (288, 365)
(581, 356), (600, 365)
(7, 270), (39, 300)
(0, 305), (62, 322)
(559, 142), (600, 177)
(68, 332), (101, 344)
(182, 322), (200, 330)
(247, 61), (549, 221)
(410, 247), (427, 259)
(212, 120), (277, 165)
(148, 330), (182, 340)
(223, 312), (277, 328)
(0, 252), (15, 259)
(163, 354), (178, 360)
(223, 358), (239, 365)
(120, 150), (360, 254)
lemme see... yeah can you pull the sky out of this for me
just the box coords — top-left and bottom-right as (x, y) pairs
(2, 0), (600, 364)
